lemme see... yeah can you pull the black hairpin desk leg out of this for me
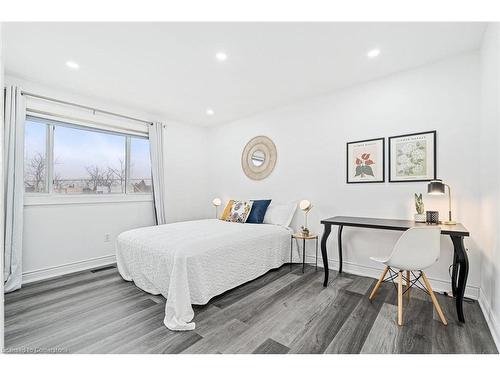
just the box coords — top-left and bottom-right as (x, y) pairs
(321, 224), (332, 287)
(450, 235), (469, 323)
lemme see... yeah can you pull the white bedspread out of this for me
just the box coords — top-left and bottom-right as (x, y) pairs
(116, 219), (292, 331)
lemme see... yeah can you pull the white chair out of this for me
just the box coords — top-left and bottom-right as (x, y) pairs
(368, 227), (447, 326)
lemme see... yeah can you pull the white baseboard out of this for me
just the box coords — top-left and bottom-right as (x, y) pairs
(22, 254), (116, 284)
(305, 255), (480, 300)
(479, 292), (500, 351)
(21, 251), (480, 300)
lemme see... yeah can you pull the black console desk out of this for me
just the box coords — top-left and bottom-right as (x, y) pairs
(320, 216), (470, 322)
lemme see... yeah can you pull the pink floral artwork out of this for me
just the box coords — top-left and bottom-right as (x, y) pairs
(354, 153), (375, 178)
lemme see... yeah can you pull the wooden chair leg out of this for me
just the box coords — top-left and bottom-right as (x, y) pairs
(397, 271), (403, 326)
(369, 266), (389, 301)
(421, 272), (448, 326)
(406, 270), (411, 302)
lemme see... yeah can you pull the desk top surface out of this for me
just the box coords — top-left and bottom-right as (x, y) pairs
(320, 216), (469, 237)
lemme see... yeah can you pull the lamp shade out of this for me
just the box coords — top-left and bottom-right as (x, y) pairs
(299, 199), (311, 211)
(428, 179), (445, 195)
(212, 198), (222, 206)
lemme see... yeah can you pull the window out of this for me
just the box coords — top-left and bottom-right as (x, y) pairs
(24, 119), (48, 193)
(24, 116), (152, 195)
(128, 137), (152, 193)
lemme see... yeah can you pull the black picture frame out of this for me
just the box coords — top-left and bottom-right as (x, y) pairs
(346, 137), (385, 184)
(388, 130), (437, 183)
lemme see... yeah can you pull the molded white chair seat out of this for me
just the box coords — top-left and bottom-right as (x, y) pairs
(368, 226), (447, 326)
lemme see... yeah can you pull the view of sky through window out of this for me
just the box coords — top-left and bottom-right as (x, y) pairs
(129, 137), (152, 193)
(53, 125), (126, 193)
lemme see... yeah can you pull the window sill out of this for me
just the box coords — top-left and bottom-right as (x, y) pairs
(24, 194), (153, 206)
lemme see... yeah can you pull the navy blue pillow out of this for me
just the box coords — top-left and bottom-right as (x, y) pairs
(246, 200), (272, 224)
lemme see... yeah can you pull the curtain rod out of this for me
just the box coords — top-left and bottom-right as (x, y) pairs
(21, 91), (154, 126)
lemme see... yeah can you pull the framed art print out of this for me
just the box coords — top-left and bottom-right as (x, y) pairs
(389, 130), (436, 182)
(346, 137), (385, 183)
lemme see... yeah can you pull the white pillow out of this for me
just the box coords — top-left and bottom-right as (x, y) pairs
(263, 202), (297, 227)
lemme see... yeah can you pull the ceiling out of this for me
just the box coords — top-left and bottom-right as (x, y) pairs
(3, 22), (486, 126)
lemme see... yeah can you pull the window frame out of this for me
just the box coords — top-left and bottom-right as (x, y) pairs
(24, 115), (153, 205)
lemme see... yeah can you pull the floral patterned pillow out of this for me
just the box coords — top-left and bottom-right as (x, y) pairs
(226, 200), (254, 223)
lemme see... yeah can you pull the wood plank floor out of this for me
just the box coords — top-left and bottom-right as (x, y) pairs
(3, 264), (498, 354)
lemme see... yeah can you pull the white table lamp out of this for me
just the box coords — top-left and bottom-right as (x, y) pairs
(299, 199), (313, 234)
(212, 198), (222, 219)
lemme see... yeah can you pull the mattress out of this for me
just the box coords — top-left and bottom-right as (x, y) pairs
(116, 219), (293, 330)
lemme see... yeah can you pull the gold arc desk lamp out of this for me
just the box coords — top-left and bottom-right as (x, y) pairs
(427, 179), (456, 225)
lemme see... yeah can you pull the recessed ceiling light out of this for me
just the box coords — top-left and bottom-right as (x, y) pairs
(367, 49), (381, 58)
(66, 60), (80, 69)
(206, 108), (215, 116)
(215, 52), (228, 61)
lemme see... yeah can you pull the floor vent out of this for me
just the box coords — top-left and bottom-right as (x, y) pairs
(91, 265), (116, 273)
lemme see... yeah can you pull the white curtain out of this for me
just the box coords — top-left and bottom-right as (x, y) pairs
(149, 121), (168, 225)
(4, 86), (25, 292)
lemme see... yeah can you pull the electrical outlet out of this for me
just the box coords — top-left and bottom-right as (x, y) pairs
(104, 233), (111, 242)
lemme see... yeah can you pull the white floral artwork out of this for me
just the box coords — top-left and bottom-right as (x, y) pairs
(389, 131), (436, 182)
(396, 140), (427, 177)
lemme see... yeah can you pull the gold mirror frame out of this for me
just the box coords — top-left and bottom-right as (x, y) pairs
(241, 136), (277, 180)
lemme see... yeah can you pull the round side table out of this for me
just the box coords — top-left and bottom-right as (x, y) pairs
(291, 232), (319, 273)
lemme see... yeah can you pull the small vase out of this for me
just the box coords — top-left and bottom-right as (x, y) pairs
(414, 213), (426, 223)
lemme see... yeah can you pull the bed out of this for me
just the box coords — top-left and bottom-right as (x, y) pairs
(116, 219), (293, 331)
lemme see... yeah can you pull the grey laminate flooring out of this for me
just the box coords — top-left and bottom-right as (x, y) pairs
(4, 264), (498, 354)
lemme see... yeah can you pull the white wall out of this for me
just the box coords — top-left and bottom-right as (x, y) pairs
(164, 121), (211, 223)
(4, 75), (210, 282)
(208, 52), (481, 297)
(22, 201), (155, 280)
(479, 23), (500, 348)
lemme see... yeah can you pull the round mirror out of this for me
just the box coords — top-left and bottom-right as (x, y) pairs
(241, 136), (277, 180)
(251, 150), (266, 167)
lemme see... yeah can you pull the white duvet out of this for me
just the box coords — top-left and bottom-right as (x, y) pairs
(116, 219), (293, 330)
